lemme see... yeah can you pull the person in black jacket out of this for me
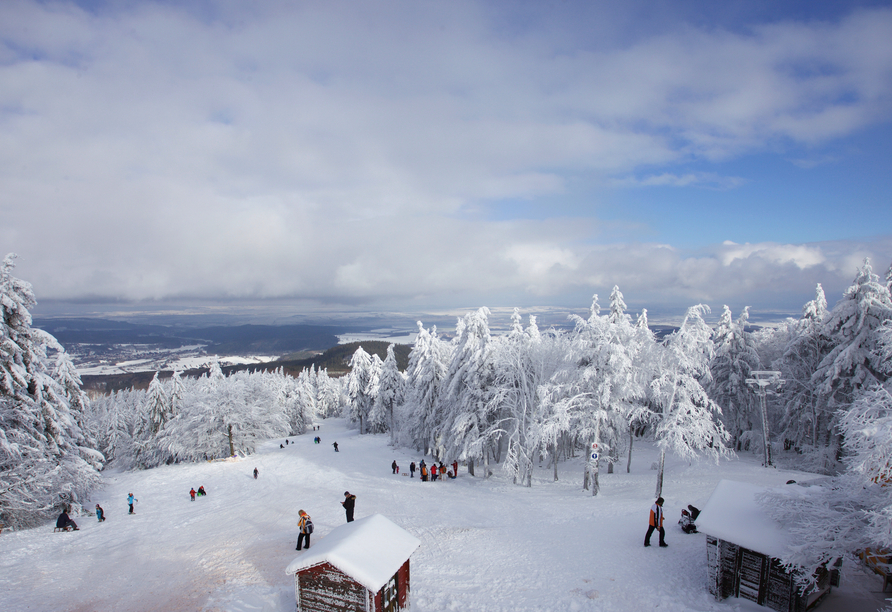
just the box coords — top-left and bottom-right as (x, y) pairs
(342, 491), (356, 522)
(56, 508), (78, 531)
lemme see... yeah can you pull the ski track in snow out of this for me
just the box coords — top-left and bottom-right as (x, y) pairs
(1, 418), (888, 612)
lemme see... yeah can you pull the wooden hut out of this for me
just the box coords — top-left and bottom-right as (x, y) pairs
(697, 480), (835, 612)
(285, 513), (421, 612)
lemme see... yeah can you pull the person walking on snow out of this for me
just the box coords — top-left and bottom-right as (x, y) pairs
(342, 491), (356, 523)
(95, 504), (105, 522)
(410, 462), (416, 478)
(127, 493), (137, 514)
(253, 467), (259, 479)
(452, 460), (458, 477)
(644, 497), (667, 547)
(296, 509), (313, 550)
(190, 488), (196, 501)
(431, 464), (438, 482)
(392, 460), (398, 474)
(333, 442), (339, 452)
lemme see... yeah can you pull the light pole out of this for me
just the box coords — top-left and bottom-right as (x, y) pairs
(746, 371), (784, 467)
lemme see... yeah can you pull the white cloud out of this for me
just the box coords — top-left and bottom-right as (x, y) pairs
(0, 1), (890, 317)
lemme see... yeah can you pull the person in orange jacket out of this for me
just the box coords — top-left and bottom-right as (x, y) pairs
(296, 509), (313, 550)
(644, 497), (667, 547)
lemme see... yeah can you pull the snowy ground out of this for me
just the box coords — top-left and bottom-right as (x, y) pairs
(1, 418), (889, 612)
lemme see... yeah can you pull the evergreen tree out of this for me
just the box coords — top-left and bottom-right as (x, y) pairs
(439, 308), (496, 475)
(775, 285), (830, 460)
(370, 344), (404, 442)
(812, 259), (892, 471)
(1, 254), (101, 528)
(346, 347), (374, 434)
(708, 306), (762, 452)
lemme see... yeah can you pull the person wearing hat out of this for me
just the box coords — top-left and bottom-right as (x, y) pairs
(341, 491), (356, 523)
(95, 504), (105, 522)
(296, 510), (313, 550)
(644, 497), (667, 547)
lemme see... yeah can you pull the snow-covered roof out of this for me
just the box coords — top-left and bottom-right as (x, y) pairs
(285, 514), (421, 592)
(696, 479), (810, 558)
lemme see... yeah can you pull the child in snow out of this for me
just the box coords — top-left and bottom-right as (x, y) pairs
(190, 488), (196, 501)
(333, 442), (339, 452)
(253, 468), (259, 479)
(392, 460), (398, 474)
(95, 504), (105, 522)
(679, 504), (700, 534)
(127, 493), (137, 514)
(296, 509), (313, 550)
(197, 486), (206, 497)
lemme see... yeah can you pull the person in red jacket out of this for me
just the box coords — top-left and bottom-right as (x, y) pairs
(644, 497), (667, 547)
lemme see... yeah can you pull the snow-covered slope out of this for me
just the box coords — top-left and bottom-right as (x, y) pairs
(0, 419), (886, 612)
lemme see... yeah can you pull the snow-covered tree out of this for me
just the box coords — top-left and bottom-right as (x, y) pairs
(490, 309), (565, 486)
(811, 259), (892, 471)
(557, 293), (641, 495)
(708, 306), (762, 452)
(145, 372), (170, 436)
(400, 322), (450, 454)
(648, 305), (731, 497)
(346, 347), (374, 434)
(370, 344), (404, 442)
(774, 285), (830, 461)
(439, 308), (497, 475)
(0, 254), (102, 528)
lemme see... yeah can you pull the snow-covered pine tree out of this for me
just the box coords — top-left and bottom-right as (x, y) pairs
(370, 344), (404, 443)
(775, 285), (830, 462)
(365, 354), (385, 433)
(168, 370), (185, 419)
(649, 305), (731, 497)
(145, 372), (170, 436)
(708, 306), (762, 452)
(439, 308), (497, 476)
(346, 347), (374, 434)
(811, 259), (892, 472)
(0, 254), (102, 528)
(399, 322), (450, 455)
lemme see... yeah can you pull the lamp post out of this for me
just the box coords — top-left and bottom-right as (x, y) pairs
(746, 371), (784, 467)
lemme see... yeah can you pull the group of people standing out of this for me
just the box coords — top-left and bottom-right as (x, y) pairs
(407, 459), (458, 481)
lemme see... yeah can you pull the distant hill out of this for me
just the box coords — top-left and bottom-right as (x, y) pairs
(34, 318), (345, 354)
(81, 340), (412, 394)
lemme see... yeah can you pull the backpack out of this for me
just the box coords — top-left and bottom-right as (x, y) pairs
(304, 518), (314, 534)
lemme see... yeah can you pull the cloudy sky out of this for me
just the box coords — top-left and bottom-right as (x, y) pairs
(2, 0), (891, 323)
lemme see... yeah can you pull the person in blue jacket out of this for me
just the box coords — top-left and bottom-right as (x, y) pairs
(127, 493), (137, 514)
(95, 504), (105, 522)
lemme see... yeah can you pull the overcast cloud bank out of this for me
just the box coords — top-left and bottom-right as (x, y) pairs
(2, 1), (890, 318)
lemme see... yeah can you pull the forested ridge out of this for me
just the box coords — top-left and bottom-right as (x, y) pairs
(3, 252), (892, 581)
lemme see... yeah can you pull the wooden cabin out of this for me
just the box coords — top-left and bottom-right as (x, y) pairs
(285, 513), (421, 612)
(697, 480), (835, 612)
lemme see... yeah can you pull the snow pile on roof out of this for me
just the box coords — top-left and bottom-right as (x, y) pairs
(696, 479), (813, 558)
(285, 513), (421, 592)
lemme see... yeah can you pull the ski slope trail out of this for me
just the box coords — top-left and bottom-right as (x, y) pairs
(0, 418), (887, 611)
